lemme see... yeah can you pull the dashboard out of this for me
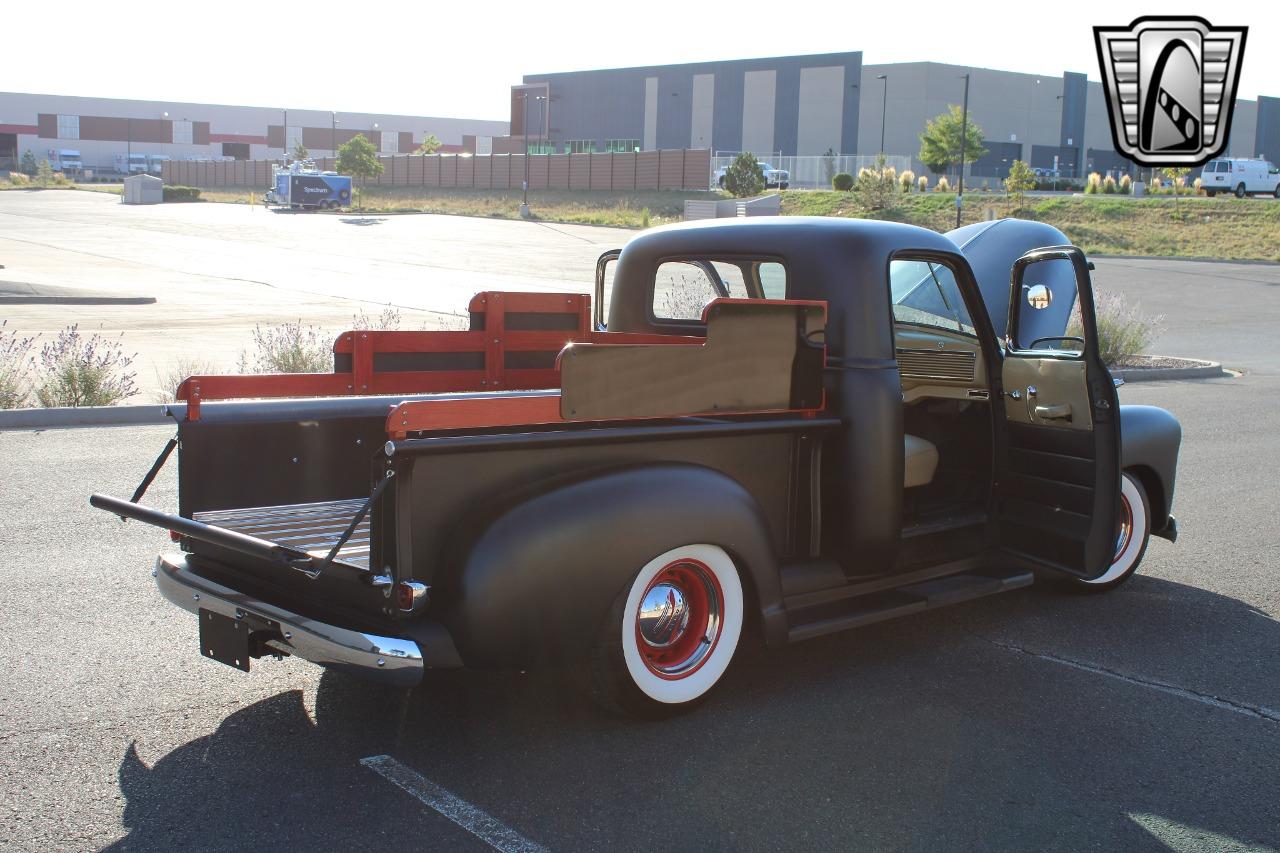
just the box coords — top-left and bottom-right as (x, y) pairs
(894, 325), (989, 405)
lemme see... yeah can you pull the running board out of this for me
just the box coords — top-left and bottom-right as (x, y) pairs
(786, 569), (1033, 643)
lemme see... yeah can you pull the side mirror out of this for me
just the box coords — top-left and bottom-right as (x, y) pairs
(593, 249), (620, 331)
(1025, 284), (1053, 310)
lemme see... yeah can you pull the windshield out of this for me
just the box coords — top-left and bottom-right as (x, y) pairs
(890, 258), (976, 336)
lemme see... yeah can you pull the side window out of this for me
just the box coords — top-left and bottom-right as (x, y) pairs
(890, 259), (976, 336)
(759, 262), (787, 299)
(710, 262), (751, 298)
(1011, 256), (1085, 354)
(652, 262), (720, 321)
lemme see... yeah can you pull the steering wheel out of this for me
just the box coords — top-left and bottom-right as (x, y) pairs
(1028, 335), (1086, 350)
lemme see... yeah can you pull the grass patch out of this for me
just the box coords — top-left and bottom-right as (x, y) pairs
(196, 185), (721, 228)
(782, 191), (1280, 262)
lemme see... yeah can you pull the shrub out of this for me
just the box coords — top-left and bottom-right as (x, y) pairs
(1067, 290), (1165, 367)
(33, 325), (138, 407)
(1120, 174), (1132, 194)
(723, 152), (765, 198)
(0, 321), (35, 409)
(1102, 175), (1117, 194)
(918, 175), (929, 192)
(19, 150), (37, 176)
(1193, 177), (1203, 194)
(5, 172), (31, 187)
(153, 357), (220, 403)
(641, 207), (652, 228)
(1084, 172), (1101, 194)
(832, 172), (854, 191)
(1150, 176), (1163, 192)
(853, 155), (900, 212)
(35, 160), (55, 187)
(352, 304), (403, 330)
(935, 176), (951, 193)
(237, 321), (333, 374)
(899, 170), (915, 192)
(162, 185), (201, 202)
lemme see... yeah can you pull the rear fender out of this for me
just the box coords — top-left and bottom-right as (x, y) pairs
(444, 463), (783, 667)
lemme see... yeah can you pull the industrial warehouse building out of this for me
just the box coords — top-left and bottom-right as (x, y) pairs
(0, 91), (508, 174)
(514, 52), (1280, 179)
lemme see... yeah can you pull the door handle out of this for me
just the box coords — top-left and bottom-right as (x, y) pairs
(1034, 403), (1072, 420)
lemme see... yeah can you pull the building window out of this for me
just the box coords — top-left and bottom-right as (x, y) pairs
(605, 139), (640, 153)
(381, 132), (398, 154)
(172, 120), (193, 145)
(56, 115), (79, 140)
(566, 139), (597, 154)
(527, 142), (554, 155)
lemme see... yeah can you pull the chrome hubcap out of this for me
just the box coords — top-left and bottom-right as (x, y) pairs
(637, 582), (690, 648)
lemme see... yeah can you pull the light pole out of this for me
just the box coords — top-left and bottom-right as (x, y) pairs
(282, 109), (288, 162)
(956, 73), (970, 228)
(536, 94), (546, 154)
(518, 91), (530, 210)
(331, 112), (337, 158)
(877, 74), (888, 155)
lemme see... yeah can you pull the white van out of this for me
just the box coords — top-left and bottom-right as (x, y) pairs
(1199, 158), (1280, 198)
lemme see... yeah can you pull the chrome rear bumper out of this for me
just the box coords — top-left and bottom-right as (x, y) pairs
(155, 553), (424, 688)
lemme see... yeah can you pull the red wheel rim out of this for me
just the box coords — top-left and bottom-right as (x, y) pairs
(1113, 492), (1133, 563)
(634, 558), (724, 681)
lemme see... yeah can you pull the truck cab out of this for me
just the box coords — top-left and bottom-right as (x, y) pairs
(93, 217), (1181, 717)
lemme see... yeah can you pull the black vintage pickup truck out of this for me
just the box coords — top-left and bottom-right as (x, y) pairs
(93, 216), (1181, 716)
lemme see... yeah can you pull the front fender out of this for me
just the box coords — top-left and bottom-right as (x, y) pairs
(444, 463), (783, 668)
(1120, 404), (1181, 537)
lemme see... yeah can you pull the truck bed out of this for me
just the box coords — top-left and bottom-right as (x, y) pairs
(193, 498), (371, 571)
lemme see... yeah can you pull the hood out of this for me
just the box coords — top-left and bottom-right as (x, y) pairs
(946, 218), (1077, 341)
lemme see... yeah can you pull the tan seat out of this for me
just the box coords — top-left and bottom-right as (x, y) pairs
(904, 434), (939, 488)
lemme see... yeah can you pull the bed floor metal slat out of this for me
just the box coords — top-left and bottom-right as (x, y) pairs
(193, 498), (372, 570)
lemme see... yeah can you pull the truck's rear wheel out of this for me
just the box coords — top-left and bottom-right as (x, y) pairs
(587, 544), (743, 717)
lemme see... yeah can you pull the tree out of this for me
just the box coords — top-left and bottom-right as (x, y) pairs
(1004, 159), (1035, 206)
(723, 152), (764, 198)
(918, 105), (987, 179)
(336, 134), (384, 208)
(1162, 166), (1191, 219)
(291, 140), (310, 162)
(820, 147), (837, 187)
(19, 150), (37, 177)
(35, 159), (54, 187)
(416, 134), (442, 155)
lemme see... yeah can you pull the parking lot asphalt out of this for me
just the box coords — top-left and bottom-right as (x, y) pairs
(2, 198), (1279, 852)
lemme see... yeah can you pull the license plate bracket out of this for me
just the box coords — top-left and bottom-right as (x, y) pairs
(198, 608), (251, 672)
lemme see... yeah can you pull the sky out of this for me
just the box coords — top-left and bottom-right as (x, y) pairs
(3, 0), (1275, 121)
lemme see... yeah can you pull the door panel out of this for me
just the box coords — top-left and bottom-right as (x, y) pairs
(997, 247), (1120, 579)
(1002, 356), (1091, 430)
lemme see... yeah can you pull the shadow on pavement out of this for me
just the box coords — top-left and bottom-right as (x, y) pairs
(339, 217), (387, 226)
(108, 575), (1280, 852)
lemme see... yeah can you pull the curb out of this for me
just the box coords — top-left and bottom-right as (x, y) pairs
(1090, 254), (1280, 267)
(1112, 357), (1225, 383)
(0, 296), (156, 305)
(0, 402), (184, 431)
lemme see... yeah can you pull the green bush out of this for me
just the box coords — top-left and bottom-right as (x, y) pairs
(0, 321), (35, 409)
(163, 185), (202, 202)
(237, 321), (333, 374)
(1067, 289), (1164, 367)
(832, 172), (854, 191)
(33, 325), (138, 407)
(723, 152), (765, 198)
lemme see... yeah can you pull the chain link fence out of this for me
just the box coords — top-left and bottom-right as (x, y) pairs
(711, 153), (914, 190)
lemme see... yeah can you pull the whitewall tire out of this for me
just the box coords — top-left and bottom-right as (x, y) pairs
(1072, 471), (1150, 592)
(588, 544), (744, 716)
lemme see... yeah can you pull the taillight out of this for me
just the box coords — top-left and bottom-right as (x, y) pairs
(396, 581), (428, 613)
(170, 530), (182, 543)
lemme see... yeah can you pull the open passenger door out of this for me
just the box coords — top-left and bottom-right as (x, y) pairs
(997, 246), (1121, 580)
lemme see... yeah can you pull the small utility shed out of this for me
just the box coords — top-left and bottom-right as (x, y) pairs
(122, 174), (163, 204)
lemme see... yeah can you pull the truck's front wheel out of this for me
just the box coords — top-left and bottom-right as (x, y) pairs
(587, 544), (743, 717)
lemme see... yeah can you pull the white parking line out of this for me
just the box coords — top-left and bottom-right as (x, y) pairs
(979, 635), (1280, 724)
(360, 755), (549, 853)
